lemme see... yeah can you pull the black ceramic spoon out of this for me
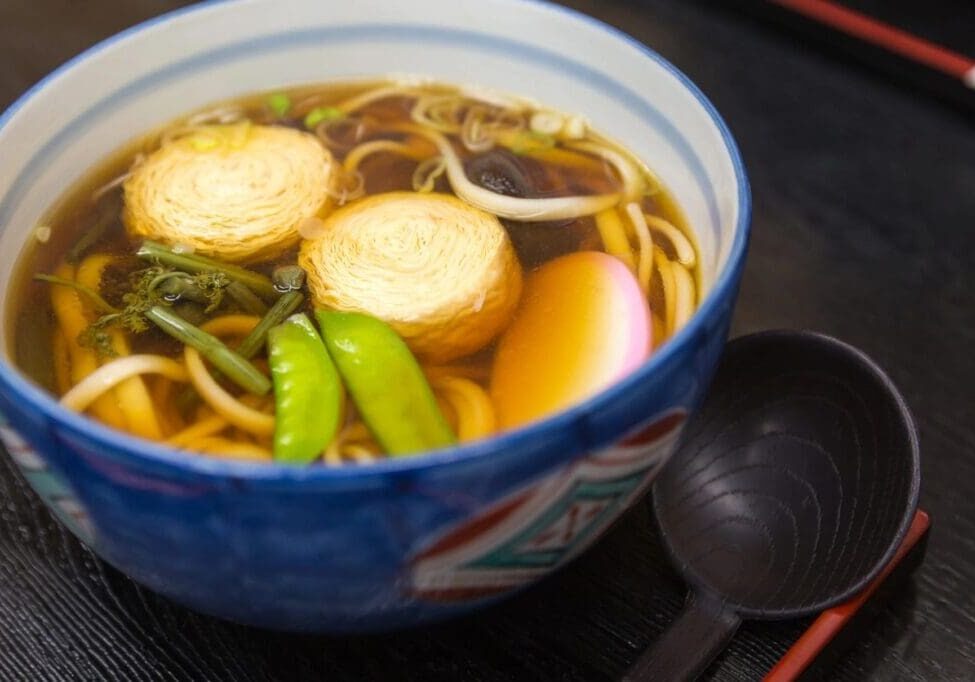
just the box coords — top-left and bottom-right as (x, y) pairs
(625, 330), (921, 682)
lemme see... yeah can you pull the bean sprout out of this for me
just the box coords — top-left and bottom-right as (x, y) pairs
(568, 140), (645, 201)
(326, 168), (365, 205)
(314, 117), (367, 150)
(411, 156), (447, 193)
(185, 106), (246, 126)
(398, 124), (621, 221)
(625, 203), (655, 297)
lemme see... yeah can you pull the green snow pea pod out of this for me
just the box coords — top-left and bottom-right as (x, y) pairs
(268, 313), (343, 464)
(316, 310), (456, 456)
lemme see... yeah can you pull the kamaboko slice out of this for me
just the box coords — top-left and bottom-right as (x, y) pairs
(491, 251), (652, 429)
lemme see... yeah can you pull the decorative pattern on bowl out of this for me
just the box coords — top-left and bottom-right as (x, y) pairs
(410, 409), (686, 602)
(0, 411), (95, 545)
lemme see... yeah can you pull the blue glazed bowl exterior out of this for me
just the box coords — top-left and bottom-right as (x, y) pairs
(0, 0), (749, 631)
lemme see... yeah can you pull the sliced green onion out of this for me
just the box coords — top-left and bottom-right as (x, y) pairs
(145, 305), (270, 395)
(304, 106), (344, 129)
(267, 93), (292, 118)
(136, 241), (277, 301)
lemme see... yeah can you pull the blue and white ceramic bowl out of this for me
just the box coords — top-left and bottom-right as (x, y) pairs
(0, 0), (749, 631)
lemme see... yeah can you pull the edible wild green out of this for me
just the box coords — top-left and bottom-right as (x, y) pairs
(136, 240), (278, 301)
(33, 274), (117, 315)
(146, 305), (271, 395)
(77, 266), (231, 357)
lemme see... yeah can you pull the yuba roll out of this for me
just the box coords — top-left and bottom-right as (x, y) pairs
(300, 192), (523, 363)
(124, 123), (333, 263)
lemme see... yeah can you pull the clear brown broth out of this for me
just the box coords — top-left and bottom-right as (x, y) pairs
(8, 80), (698, 405)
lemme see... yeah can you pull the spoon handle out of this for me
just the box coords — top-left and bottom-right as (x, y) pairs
(624, 591), (741, 682)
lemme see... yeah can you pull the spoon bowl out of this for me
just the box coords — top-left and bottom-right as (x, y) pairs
(627, 330), (921, 681)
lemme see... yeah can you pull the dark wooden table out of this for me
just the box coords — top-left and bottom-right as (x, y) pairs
(1, 1), (973, 679)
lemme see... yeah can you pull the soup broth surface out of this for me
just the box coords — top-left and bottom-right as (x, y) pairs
(9, 79), (699, 465)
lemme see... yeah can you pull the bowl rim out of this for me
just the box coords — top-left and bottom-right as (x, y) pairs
(0, 0), (752, 483)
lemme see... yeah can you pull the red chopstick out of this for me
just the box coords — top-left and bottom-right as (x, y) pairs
(763, 510), (931, 681)
(768, 0), (975, 89)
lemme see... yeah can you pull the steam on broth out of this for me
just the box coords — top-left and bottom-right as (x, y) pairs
(10, 79), (699, 465)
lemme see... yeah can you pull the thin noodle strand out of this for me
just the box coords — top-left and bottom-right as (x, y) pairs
(78, 254), (163, 439)
(653, 248), (677, 338)
(323, 447), (343, 466)
(625, 203), (655, 297)
(49, 263), (127, 428)
(324, 421), (376, 465)
(60, 355), (189, 412)
(314, 117), (367, 151)
(149, 376), (183, 436)
(184, 347), (274, 436)
(342, 140), (430, 175)
(337, 86), (412, 113)
(644, 213), (696, 267)
(568, 140), (645, 201)
(90, 173), (130, 204)
(344, 444), (377, 463)
(411, 156), (447, 193)
(595, 208), (636, 271)
(185, 106), (245, 126)
(165, 414), (228, 448)
(431, 376), (496, 442)
(671, 262), (696, 334)
(191, 437), (272, 461)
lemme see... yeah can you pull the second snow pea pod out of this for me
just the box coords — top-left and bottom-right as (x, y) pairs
(316, 310), (455, 457)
